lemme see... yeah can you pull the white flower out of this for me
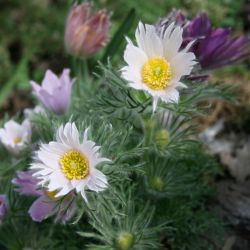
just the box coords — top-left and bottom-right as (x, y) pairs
(0, 120), (31, 155)
(121, 22), (196, 111)
(24, 105), (46, 121)
(30, 122), (110, 201)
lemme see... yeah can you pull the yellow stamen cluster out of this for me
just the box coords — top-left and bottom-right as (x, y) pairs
(141, 57), (172, 90)
(60, 150), (89, 180)
(14, 137), (22, 144)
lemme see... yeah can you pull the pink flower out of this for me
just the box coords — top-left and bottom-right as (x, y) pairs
(30, 69), (75, 115)
(65, 2), (109, 57)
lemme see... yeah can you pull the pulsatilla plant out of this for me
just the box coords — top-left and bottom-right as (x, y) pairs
(0, 2), (248, 250)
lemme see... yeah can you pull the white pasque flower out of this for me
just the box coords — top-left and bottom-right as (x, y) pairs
(30, 122), (110, 201)
(121, 22), (196, 111)
(0, 120), (31, 155)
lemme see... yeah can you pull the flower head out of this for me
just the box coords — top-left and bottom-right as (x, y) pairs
(0, 120), (31, 155)
(12, 170), (77, 223)
(121, 22), (196, 111)
(30, 122), (109, 201)
(30, 69), (75, 115)
(65, 2), (110, 57)
(157, 11), (250, 70)
(0, 195), (8, 223)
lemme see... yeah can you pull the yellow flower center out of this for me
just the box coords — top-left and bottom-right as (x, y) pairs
(141, 57), (172, 90)
(60, 150), (89, 180)
(14, 137), (22, 144)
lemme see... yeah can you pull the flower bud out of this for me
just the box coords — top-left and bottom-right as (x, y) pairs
(116, 232), (134, 250)
(155, 129), (170, 149)
(149, 176), (165, 192)
(65, 3), (109, 57)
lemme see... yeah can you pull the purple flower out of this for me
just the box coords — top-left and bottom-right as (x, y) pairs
(30, 69), (75, 115)
(157, 11), (250, 71)
(12, 171), (77, 223)
(0, 195), (8, 223)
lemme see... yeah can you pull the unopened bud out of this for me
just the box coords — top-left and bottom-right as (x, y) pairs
(65, 3), (110, 57)
(155, 129), (170, 149)
(116, 232), (134, 250)
(150, 176), (165, 192)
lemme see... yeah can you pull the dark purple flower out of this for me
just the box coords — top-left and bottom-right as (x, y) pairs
(30, 69), (75, 115)
(12, 171), (77, 223)
(0, 195), (8, 223)
(157, 11), (250, 71)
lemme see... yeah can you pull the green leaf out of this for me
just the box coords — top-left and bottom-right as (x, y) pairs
(102, 8), (136, 62)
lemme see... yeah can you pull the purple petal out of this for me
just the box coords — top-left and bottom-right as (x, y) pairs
(12, 171), (42, 196)
(42, 70), (61, 93)
(30, 69), (74, 115)
(186, 12), (212, 38)
(28, 195), (57, 222)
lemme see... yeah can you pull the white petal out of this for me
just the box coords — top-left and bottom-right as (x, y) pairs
(31, 162), (50, 171)
(83, 127), (90, 141)
(87, 170), (108, 192)
(71, 122), (80, 145)
(128, 82), (144, 90)
(161, 88), (180, 103)
(182, 39), (196, 53)
(163, 25), (183, 61)
(172, 82), (187, 88)
(47, 142), (69, 155)
(135, 22), (163, 57)
(37, 147), (60, 168)
(91, 157), (111, 166)
(162, 22), (175, 40)
(56, 124), (67, 144)
(152, 97), (159, 112)
(80, 190), (88, 202)
(55, 186), (72, 197)
(121, 67), (142, 86)
(123, 43), (147, 75)
(170, 52), (196, 82)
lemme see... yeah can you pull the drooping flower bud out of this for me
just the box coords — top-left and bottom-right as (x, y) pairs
(65, 2), (110, 57)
